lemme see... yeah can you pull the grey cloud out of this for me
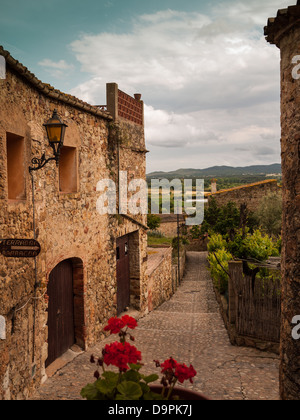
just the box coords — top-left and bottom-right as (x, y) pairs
(253, 147), (277, 157)
(68, 4), (282, 172)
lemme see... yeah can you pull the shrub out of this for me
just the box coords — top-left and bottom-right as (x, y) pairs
(242, 230), (279, 261)
(207, 233), (227, 253)
(226, 229), (280, 261)
(147, 214), (161, 231)
(207, 248), (233, 294)
(201, 198), (240, 236)
(190, 225), (201, 239)
(207, 228), (281, 295)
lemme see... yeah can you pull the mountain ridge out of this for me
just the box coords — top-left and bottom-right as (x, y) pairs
(147, 163), (281, 178)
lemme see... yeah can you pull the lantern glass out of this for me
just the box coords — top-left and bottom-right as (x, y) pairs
(46, 124), (62, 144)
(44, 110), (67, 148)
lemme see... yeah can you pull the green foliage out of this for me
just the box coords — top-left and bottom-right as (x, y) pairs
(207, 230), (281, 295)
(172, 236), (189, 250)
(147, 236), (173, 247)
(276, 237), (282, 254)
(80, 364), (160, 401)
(207, 248), (233, 294)
(201, 198), (240, 236)
(190, 225), (201, 239)
(254, 192), (282, 237)
(216, 202), (240, 235)
(242, 230), (279, 261)
(207, 233), (227, 253)
(147, 214), (161, 231)
(227, 229), (280, 261)
(226, 229), (245, 259)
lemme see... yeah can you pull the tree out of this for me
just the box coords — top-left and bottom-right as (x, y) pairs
(147, 214), (161, 231)
(255, 192), (282, 237)
(201, 198), (240, 236)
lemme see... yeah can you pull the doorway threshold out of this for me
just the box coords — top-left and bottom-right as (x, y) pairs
(45, 345), (84, 378)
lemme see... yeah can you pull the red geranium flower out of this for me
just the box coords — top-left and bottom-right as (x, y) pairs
(175, 363), (197, 384)
(160, 358), (197, 384)
(103, 341), (142, 371)
(104, 317), (125, 334)
(104, 315), (138, 335)
(160, 357), (178, 374)
(121, 315), (138, 330)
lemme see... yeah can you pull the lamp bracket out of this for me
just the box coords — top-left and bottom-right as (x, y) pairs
(29, 153), (58, 173)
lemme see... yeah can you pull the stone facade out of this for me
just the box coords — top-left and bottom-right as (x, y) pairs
(146, 247), (174, 312)
(146, 246), (186, 312)
(208, 179), (281, 212)
(0, 48), (151, 399)
(157, 214), (185, 238)
(265, 3), (300, 400)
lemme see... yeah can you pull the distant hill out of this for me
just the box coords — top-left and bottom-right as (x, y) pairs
(147, 164), (282, 179)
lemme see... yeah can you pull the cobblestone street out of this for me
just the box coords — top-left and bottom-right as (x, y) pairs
(31, 252), (279, 400)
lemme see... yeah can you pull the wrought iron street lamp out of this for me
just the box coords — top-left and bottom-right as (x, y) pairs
(29, 109), (68, 172)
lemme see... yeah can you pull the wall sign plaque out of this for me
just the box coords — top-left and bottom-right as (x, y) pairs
(0, 239), (41, 258)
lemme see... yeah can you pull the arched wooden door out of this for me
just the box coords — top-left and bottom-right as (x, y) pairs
(46, 259), (75, 367)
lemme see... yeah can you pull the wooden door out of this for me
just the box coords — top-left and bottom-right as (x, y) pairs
(116, 235), (130, 315)
(46, 259), (75, 367)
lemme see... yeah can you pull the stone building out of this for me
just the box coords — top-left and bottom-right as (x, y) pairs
(265, 2), (300, 400)
(156, 214), (186, 238)
(207, 179), (281, 212)
(0, 47), (150, 399)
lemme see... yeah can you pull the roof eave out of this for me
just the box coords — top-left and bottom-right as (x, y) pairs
(0, 46), (113, 121)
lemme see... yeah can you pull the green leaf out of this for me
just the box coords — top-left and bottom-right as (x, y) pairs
(102, 371), (119, 385)
(128, 363), (143, 371)
(115, 394), (133, 401)
(142, 374), (159, 384)
(96, 373), (119, 395)
(143, 391), (164, 400)
(139, 382), (150, 394)
(117, 381), (143, 400)
(80, 383), (103, 400)
(122, 369), (141, 383)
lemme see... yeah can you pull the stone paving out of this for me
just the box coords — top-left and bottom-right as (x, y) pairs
(30, 252), (279, 400)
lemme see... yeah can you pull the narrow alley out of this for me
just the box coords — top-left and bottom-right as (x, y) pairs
(31, 252), (279, 400)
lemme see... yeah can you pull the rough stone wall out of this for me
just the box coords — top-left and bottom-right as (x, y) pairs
(276, 18), (300, 401)
(265, 4), (300, 400)
(146, 247), (174, 312)
(208, 180), (281, 211)
(157, 221), (178, 238)
(156, 215), (186, 238)
(0, 62), (148, 399)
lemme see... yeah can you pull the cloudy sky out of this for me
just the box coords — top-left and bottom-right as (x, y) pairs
(0, 0), (292, 172)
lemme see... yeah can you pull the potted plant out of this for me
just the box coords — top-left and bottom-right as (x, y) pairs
(81, 315), (210, 400)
